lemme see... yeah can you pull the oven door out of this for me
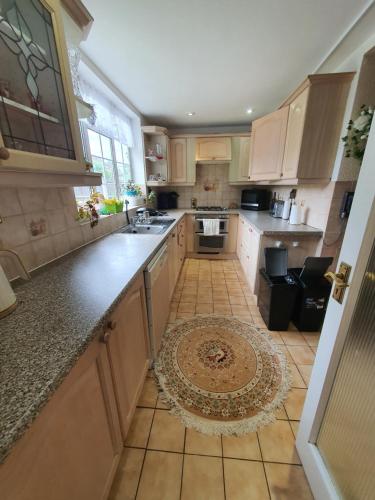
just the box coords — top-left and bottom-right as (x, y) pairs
(195, 233), (228, 253)
(195, 218), (229, 233)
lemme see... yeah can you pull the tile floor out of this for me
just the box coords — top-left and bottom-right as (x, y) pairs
(109, 259), (319, 500)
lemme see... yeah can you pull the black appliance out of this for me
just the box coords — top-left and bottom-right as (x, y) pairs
(157, 191), (179, 210)
(241, 189), (270, 211)
(290, 257), (333, 332)
(258, 247), (298, 331)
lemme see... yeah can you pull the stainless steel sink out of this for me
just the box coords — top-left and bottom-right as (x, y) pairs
(121, 218), (175, 235)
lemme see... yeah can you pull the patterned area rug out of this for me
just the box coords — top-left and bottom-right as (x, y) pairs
(154, 316), (291, 435)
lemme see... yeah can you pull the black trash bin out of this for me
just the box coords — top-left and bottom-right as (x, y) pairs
(290, 257), (333, 332)
(258, 248), (298, 331)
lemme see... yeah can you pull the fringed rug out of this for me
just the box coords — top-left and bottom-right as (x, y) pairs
(154, 315), (291, 435)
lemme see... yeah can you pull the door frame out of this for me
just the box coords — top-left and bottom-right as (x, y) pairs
(296, 122), (375, 499)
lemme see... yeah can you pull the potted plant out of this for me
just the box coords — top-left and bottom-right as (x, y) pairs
(342, 105), (374, 164)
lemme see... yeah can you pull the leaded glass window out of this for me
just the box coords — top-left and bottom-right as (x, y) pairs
(0, 0), (75, 159)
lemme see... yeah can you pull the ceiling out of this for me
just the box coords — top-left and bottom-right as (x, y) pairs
(82, 0), (371, 128)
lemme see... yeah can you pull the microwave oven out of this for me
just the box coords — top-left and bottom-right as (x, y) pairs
(241, 189), (270, 211)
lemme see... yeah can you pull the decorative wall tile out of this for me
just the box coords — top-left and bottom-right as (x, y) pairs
(24, 212), (49, 239)
(47, 209), (67, 235)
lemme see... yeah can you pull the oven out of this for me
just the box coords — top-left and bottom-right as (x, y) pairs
(194, 215), (229, 254)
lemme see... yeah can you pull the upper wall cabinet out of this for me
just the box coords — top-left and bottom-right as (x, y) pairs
(249, 107), (289, 181)
(169, 137), (196, 185)
(229, 136), (251, 183)
(0, 0), (85, 173)
(196, 137), (231, 162)
(281, 73), (355, 180)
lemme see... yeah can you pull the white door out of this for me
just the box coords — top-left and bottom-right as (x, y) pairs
(297, 122), (375, 499)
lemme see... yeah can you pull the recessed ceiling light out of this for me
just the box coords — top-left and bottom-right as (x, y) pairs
(186, 112), (195, 116)
(246, 108), (253, 114)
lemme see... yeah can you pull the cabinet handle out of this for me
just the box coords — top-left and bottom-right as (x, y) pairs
(280, 172), (283, 177)
(0, 147), (10, 160)
(101, 331), (111, 343)
(107, 320), (117, 330)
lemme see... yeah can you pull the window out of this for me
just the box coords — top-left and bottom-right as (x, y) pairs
(74, 126), (132, 203)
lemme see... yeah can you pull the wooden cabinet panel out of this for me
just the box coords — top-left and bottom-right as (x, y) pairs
(282, 88), (309, 179)
(249, 107), (289, 181)
(106, 274), (150, 439)
(186, 215), (195, 253)
(0, 339), (122, 500)
(196, 137), (231, 161)
(170, 138), (187, 182)
(237, 217), (261, 294)
(229, 137), (251, 183)
(226, 215), (238, 253)
(168, 229), (179, 299)
(177, 218), (186, 270)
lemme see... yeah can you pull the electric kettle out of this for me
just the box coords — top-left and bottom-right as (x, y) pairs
(0, 249), (30, 319)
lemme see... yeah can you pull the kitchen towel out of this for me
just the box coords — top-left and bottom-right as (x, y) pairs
(203, 219), (220, 235)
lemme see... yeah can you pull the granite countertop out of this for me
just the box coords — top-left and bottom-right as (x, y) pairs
(0, 211), (185, 463)
(170, 209), (323, 236)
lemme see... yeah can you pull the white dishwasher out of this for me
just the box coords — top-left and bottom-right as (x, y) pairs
(144, 243), (170, 360)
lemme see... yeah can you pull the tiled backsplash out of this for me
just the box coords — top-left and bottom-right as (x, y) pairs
(0, 187), (136, 280)
(156, 164), (243, 208)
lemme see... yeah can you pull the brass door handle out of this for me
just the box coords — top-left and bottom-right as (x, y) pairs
(324, 271), (349, 288)
(0, 147), (10, 160)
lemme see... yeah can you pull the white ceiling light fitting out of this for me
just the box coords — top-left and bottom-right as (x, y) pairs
(246, 108), (253, 114)
(186, 111), (195, 116)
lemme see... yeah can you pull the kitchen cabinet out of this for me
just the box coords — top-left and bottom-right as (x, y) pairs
(229, 136), (252, 183)
(168, 227), (179, 299)
(237, 216), (260, 294)
(105, 274), (150, 439)
(186, 215), (195, 253)
(249, 107), (289, 181)
(226, 215), (239, 253)
(0, 0), (85, 174)
(0, 338), (122, 500)
(196, 137), (231, 161)
(143, 126), (169, 186)
(280, 72), (355, 180)
(169, 137), (196, 185)
(177, 217), (186, 268)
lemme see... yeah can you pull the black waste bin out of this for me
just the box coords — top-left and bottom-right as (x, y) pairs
(290, 257), (333, 332)
(258, 247), (298, 331)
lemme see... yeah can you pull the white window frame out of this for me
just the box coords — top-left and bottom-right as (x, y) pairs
(77, 122), (133, 201)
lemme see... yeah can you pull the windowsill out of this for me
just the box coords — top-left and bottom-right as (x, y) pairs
(77, 203), (144, 226)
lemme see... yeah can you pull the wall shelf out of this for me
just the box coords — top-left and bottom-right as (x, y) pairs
(0, 168), (101, 188)
(1, 97), (60, 124)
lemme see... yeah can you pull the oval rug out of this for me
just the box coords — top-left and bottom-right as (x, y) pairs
(154, 315), (291, 435)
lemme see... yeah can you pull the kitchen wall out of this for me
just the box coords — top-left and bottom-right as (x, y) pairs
(0, 186), (137, 280)
(156, 164), (243, 208)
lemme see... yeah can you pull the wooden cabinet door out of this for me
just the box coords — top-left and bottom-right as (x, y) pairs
(0, 339), (122, 500)
(282, 88), (309, 179)
(177, 218), (186, 271)
(226, 215), (238, 253)
(106, 274), (150, 440)
(0, 0), (85, 173)
(229, 137), (251, 182)
(249, 107), (289, 181)
(170, 138), (187, 182)
(196, 137), (231, 161)
(186, 215), (195, 253)
(168, 229), (179, 298)
(236, 216), (245, 258)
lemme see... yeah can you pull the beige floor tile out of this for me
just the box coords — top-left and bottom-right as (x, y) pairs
(180, 294), (197, 304)
(177, 312), (194, 319)
(298, 365), (313, 386)
(311, 346), (317, 353)
(199, 280), (212, 288)
(196, 303), (214, 314)
(253, 315), (267, 328)
(137, 450), (183, 500)
(302, 331), (320, 346)
(275, 405), (288, 420)
(265, 463), (313, 500)
(125, 408), (154, 448)
(268, 331), (284, 345)
(284, 388), (307, 420)
(213, 296), (230, 304)
(170, 301), (178, 312)
(185, 428), (222, 456)
(138, 377), (159, 408)
(290, 421), (300, 438)
(181, 455), (225, 500)
(109, 447), (145, 500)
(245, 295), (257, 305)
(229, 295), (247, 305)
(178, 302), (196, 313)
(280, 331), (308, 346)
(231, 305), (250, 316)
(168, 312), (177, 323)
(224, 459), (269, 500)
(197, 294), (214, 304)
(287, 346), (315, 365)
(289, 364), (307, 389)
(222, 433), (261, 460)
(258, 420), (301, 464)
(278, 346), (294, 363)
(148, 410), (185, 452)
(214, 303), (232, 314)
